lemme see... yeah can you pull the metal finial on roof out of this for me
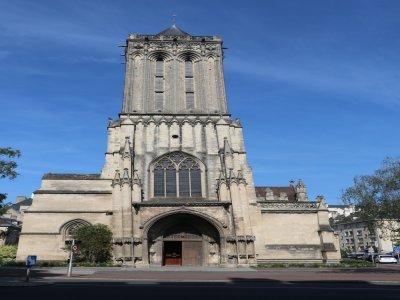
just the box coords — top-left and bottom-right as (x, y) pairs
(157, 22), (190, 36)
(172, 13), (177, 25)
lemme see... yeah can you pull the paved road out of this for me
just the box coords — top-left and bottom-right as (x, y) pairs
(1, 265), (400, 300)
(3, 264), (400, 282)
(1, 280), (400, 300)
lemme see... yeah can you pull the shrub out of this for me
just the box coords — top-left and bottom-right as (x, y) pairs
(0, 245), (17, 261)
(73, 224), (113, 263)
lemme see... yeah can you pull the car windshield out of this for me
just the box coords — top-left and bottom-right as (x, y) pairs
(380, 255), (393, 258)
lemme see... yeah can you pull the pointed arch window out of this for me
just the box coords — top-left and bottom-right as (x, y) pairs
(185, 60), (195, 110)
(155, 58), (164, 111)
(62, 219), (90, 244)
(153, 152), (202, 198)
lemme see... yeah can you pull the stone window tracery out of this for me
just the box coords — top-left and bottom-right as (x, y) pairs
(62, 219), (90, 243)
(153, 152), (202, 198)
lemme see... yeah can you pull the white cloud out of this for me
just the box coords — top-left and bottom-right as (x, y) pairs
(226, 56), (400, 107)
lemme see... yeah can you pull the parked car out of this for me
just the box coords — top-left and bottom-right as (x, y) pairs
(347, 253), (365, 260)
(375, 255), (397, 264)
(365, 253), (379, 262)
(355, 253), (365, 260)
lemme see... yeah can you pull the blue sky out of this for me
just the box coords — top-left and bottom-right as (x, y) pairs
(1, 0), (399, 204)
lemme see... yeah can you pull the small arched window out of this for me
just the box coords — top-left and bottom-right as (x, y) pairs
(153, 152), (202, 198)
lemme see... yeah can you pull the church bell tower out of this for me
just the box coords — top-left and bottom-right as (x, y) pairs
(121, 24), (228, 115)
(102, 24), (258, 266)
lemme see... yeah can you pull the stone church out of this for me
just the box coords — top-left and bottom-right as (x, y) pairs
(17, 25), (340, 266)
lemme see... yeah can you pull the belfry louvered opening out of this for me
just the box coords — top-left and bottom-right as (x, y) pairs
(185, 60), (195, 110)
(154, 57), (164, 111)
(153, 152), (202, 198)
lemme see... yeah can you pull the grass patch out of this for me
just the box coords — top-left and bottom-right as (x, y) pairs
(257, 263), (325, 268)
(338, 259), (375, 268)
(257, 259), (375, 268)
(0, 260), (122, 267)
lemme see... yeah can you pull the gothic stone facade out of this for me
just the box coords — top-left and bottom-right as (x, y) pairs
(17, 26), (340, 266)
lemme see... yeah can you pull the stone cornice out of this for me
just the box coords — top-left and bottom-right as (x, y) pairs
(134, 200), (231, 208)
(258, 201), (319, 213)
(33, 190), (112, 195)
(128, 34), (220, 42)
(42, 174), (103, 180)
(20, 232), (59, 235)
(24, 210), (112, 214)
(110, 114), (243, 128)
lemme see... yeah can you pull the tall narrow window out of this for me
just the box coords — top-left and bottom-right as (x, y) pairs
(185, 60), (194, 110)
(155, 58), (164, 111)
(153, 152), (202, 198)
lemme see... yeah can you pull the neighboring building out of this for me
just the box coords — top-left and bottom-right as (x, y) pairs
(0, 196), (32, 246)
(16, 25), (340, 266)
(327, 204), (356, 219)
(330, 212), (399, 253)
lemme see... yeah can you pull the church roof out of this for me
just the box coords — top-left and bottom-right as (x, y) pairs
(157, 24), (190, 36)
(42, 173), (101, 180)
(255, 186), (296, 202)
(9, 198), (32, 210)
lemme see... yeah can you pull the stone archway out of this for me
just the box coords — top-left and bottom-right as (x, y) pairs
(146, 213), (221, 266)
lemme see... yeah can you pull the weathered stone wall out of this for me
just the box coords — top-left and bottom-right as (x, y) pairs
(102, 115), (254, 203)
(122, 34), (227, 115)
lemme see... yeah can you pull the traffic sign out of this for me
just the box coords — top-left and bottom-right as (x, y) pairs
(72, 244), (78, 253)
(393, 246), (400, 254)
(26, 255), (37, 268)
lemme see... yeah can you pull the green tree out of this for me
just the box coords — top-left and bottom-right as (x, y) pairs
(341, 157), (400, 238)
(73, 224), (113, 263)
(0, 147), (21, 215)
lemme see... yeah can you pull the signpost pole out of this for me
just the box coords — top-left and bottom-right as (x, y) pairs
(67, 239), (75, 277)
(25, 255), (37, 283)
(25, 267), (30, 282)
(393, 246), (400, 264)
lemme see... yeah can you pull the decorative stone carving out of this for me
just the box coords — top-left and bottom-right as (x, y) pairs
(264, 188), (275, 200)
(258, 201), (318, 212)
(121, 168), (132, 186)
(112, 169), (121, 187)
(121, 136), (131, 159)
(279, 192), (288, 201)
(295, 179), (308, 201)
(236, 170), (246, 185)
(112, 237), (133, 244)
(132, 169), (142, 186)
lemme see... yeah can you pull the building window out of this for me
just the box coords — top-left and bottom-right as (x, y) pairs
(185, 60), (195, 110)
(153, 152), (202, 198)
(155, 58), (164, 111)
(62, 219), (90, 243)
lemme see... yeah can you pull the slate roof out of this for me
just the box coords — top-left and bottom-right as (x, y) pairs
(157, 24), (190, 36)
(255, 186), (296, 201)
(10, 198), (32, 210)
(0, 217), (19, 228)
(42, 174), (101, 180)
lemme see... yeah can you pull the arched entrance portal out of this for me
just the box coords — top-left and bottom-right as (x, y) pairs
(147, 214), (220, 266)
